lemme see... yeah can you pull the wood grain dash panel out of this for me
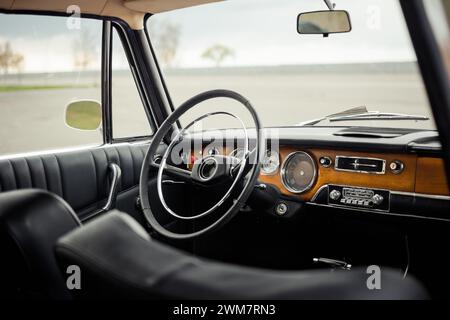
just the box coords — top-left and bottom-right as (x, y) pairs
(415, 157), (450, 196)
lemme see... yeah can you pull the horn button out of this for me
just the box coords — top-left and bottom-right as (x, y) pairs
(191, 155), (237, 184)
(199, 157), (218, 180)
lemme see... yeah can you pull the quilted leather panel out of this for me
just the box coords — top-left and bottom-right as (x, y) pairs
(0, 143), (148, 214)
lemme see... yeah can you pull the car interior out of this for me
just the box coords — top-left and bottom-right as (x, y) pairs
(0, 0), (450, 301)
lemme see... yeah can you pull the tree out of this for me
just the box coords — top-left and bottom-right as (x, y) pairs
(149, 19), (181, 67)
(201, 44), (234, 67)
(0, 42), (25, 75)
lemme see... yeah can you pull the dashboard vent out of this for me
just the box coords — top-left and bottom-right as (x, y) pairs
(335, 156), (386, 174)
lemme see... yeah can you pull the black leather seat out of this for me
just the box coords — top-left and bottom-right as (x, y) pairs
(55, 211), (428, 300)
(0, 189), (81, 299)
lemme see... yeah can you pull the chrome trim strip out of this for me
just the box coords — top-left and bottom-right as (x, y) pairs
(281, 151), (317, 194)
(162, 180), (186, 185)
(310, 184), (328, 202)
(335, 156), (386, 175)
(391, 191), (450, 201)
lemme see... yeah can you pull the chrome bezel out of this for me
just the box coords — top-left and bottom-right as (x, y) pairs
(389, 160), (405, 174)
(334, 156), (386, 174)
(261, 150), (280, 176)
(198, 156), (219, 181)
(281, 151), (317, 194)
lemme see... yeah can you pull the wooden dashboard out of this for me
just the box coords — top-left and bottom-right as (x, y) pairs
(257, 147), (450, 201)
(194, 144), (450, 201)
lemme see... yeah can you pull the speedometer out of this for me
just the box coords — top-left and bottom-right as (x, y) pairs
(281, 152), (317, 193)
(261, 150), (280, 175)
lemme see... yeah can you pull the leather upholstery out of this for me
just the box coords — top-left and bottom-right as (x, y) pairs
(0, 143), (147, 220)
(55, 211), (429, 300)
(0, 189), (81, 299)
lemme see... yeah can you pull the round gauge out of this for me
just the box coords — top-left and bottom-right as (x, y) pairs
(261, 150), (280, 175)
(281, 152), (317, 193)
(229, 148), (246, 159)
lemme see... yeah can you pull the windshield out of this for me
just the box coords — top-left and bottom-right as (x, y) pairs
(147, 0), (436, 131)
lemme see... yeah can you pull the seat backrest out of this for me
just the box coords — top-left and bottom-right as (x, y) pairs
(0, 189), (81, 299)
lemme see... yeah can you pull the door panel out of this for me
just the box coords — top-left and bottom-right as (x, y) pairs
(0, 143), (148, 221)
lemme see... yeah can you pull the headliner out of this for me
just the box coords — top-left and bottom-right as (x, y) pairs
(0, 0), (222, 29)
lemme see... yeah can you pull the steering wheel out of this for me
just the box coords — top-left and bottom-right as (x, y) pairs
(139, 90), (264, 240)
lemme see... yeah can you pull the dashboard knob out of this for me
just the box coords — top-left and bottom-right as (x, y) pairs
(319, 156), (332, 168)
(329, 189), (341, 200)
(372, 194), (384, 205)
(389, 160), (404, 174)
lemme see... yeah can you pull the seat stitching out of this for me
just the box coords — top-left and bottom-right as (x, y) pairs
(40, 157), (48, 190)
(115, 147), (124, 190)
(90, 151), (99, 201)
(53, 154), (65, 199)
(102, 148), (110, 199)
(8, 159), (19, 189)
(24, 158), (33, 188)
(128, 145), (136, 185)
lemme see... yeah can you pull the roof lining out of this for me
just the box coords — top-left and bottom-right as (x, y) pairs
(0, 0), (221, 30)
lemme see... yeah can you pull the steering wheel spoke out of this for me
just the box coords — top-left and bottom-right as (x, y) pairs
(151, 162), (192, 182)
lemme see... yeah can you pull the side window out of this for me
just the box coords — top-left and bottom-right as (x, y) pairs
(112, 28), (153, 139)
(0, 14), (102, 156)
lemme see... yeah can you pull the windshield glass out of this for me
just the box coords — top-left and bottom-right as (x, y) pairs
(147, 0), (436, 130)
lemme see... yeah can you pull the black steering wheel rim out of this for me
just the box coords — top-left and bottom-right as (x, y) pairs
(139, 89), (264, 240)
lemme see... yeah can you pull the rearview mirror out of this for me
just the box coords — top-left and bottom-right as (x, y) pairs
(297, 10), (351, 36)
(65, 100), (102, 131)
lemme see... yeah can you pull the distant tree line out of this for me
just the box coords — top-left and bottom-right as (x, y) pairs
(148, 19), (235, 68)
(0, 42), (24, 75)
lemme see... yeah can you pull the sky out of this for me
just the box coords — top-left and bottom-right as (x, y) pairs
(148, 0), (417, 68)
(0, 0), (419, 72)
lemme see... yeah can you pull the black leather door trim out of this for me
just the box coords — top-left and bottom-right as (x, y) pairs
(0, 142), (149, 218)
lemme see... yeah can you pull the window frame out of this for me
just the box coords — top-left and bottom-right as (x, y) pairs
(143, 14), (181, 131)
(109, 21), (157, 143)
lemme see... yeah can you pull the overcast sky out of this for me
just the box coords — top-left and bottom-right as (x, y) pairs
(0, 0), (418, 72)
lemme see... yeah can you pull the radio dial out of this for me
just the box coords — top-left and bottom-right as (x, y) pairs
(372, 194), (384, 205)
(329, 190), (341, 200)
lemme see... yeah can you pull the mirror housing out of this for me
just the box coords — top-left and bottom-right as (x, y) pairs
(297, 10), (351, 36)
(65, 100), (102, 131)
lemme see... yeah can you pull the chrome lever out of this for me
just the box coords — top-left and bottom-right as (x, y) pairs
(102, 163), (122, 212)
(313, 257), (352, 270)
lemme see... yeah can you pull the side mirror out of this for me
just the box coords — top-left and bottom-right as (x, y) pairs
(65, 100), (102, 131)
(297, 10), (351, 36)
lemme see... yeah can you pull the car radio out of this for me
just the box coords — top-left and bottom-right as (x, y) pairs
(328, 185), (390, 211)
